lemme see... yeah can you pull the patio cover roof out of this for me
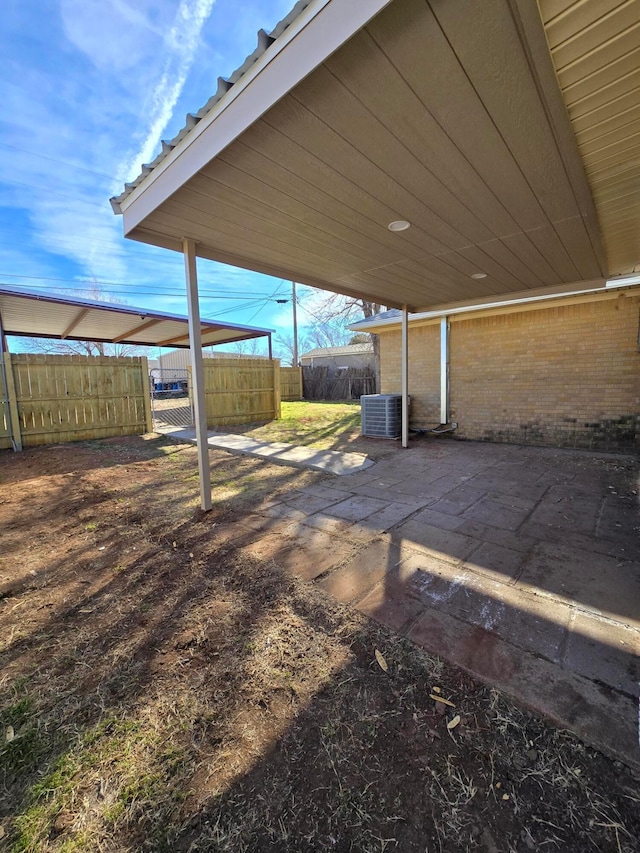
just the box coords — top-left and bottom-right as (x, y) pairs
(111, 0), (640, 312)
(0, 286), (273, 349)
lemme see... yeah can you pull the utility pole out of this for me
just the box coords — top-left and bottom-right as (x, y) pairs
(292, 281), (299, 366)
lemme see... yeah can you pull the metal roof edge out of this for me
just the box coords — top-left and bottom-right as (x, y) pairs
(110, 0), (318, 214)
(0, 286), (274, 337)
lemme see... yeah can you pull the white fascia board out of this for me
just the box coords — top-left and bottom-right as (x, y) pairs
(347, 278), (635, 331)
(121, 0), (395, 235)
(606, 274), (640, 287)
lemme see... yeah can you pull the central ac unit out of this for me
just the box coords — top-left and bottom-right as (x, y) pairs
(361, 394), (403, 438)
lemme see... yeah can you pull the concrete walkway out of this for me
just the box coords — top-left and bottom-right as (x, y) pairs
(159, 426), (374, 475)
(201, 437), (640, 770)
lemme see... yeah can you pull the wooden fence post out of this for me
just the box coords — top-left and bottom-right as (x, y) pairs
(140, 357), (153, 433)
(3, 352), (22, 451)
(273, 360), (281, 419)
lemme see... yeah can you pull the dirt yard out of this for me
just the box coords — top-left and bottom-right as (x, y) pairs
(0, 435), (638, 852)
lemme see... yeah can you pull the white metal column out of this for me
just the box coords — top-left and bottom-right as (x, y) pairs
(440, 316), (450, 425)
(401, 305), (409, 448)
(183, 238), (212, 511)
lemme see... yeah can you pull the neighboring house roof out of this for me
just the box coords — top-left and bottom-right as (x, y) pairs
(111, 0), (640, 314)
(300, 343), (373, 359)
(0, 286), (273, 349)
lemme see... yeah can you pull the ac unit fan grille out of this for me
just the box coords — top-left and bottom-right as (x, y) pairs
(360, 394), (402, 438)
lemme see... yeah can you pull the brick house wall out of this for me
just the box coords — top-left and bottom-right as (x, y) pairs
(378, 291), (640, 450)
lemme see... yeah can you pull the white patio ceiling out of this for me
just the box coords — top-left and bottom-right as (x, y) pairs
(0, 287), (272, 349)
(112, 0), (640, 312)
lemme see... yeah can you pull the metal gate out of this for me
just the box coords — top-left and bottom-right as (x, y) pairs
(150, 368), (194, 430)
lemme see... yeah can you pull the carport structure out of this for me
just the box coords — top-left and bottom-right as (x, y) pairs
(0, 286), (273, 353)
(111, 0), (640, 509)
(0, 286), (273, 454)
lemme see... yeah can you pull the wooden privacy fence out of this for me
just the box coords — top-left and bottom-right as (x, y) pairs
(302, 366), (376, 400)
(280, 366), (303, 401)
(0, 353), (152, 449)
(203, 357), (281, 426)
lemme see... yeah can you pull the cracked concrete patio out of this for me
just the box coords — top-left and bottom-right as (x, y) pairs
(205, 437), (639, 769)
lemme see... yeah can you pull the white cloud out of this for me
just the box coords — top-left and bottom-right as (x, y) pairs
(118, 0), (217, 182)
(60, 0), (167, 71)
(0, 0), (218, 296)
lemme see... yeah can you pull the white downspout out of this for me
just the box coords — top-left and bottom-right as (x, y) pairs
(184, 238), (212, 511)
(401, 305), (409, 448)
(440, 316), (449, 425)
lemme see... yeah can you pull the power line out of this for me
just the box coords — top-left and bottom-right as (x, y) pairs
(1, 177), (109, 210)
(0, 281), (283, 321)
(0, 141), (118, 182)
(0, 275), (278, 299)
(246, 279), (289, 324)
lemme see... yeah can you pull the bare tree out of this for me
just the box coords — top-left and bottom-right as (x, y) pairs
(300, 292), (385, 382)
(229, 337), (268, 357)
(28, 337), (145, 358)
(275, 331), (310, 365)
(306, 320), (352, 349)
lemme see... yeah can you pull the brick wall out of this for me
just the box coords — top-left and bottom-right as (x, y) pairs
(379, 292), (640, 450)
(380, 324), (441, 424)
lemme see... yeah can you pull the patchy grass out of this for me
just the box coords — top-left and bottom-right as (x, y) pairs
(0, 436), (638, 852)
(223, 401), (365, 452)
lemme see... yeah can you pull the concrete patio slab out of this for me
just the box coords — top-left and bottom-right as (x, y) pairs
(391, 516), (480, 563)
(205, 436), (639, 769)
(406, 607), (638, 765)
(517, 542), (640, 623)
(564, 611), (640, 695)
(243, 528), (352, 581)
(462, 541), (529, 582)
(318, 539), (404, 604)
(324, 495), (390, 523)
(291, 513), (375, 543)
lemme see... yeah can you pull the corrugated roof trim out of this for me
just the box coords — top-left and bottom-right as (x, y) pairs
(110, 0), (311, 214)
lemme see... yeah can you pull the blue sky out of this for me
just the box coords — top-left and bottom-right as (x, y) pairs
(0, 0), (350, 359)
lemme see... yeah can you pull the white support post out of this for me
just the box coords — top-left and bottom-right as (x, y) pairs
(183, 238), (212, 511)
(440, 316), (449, 425)
(401, 305), (409, 449)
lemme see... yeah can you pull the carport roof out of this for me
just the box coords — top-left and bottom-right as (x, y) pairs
(0, 286), (273, 349)
(111, 0), (640, 312)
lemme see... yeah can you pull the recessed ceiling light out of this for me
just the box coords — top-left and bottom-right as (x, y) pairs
(388, 220), (411, 232)
(471, 272), (487, 279)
